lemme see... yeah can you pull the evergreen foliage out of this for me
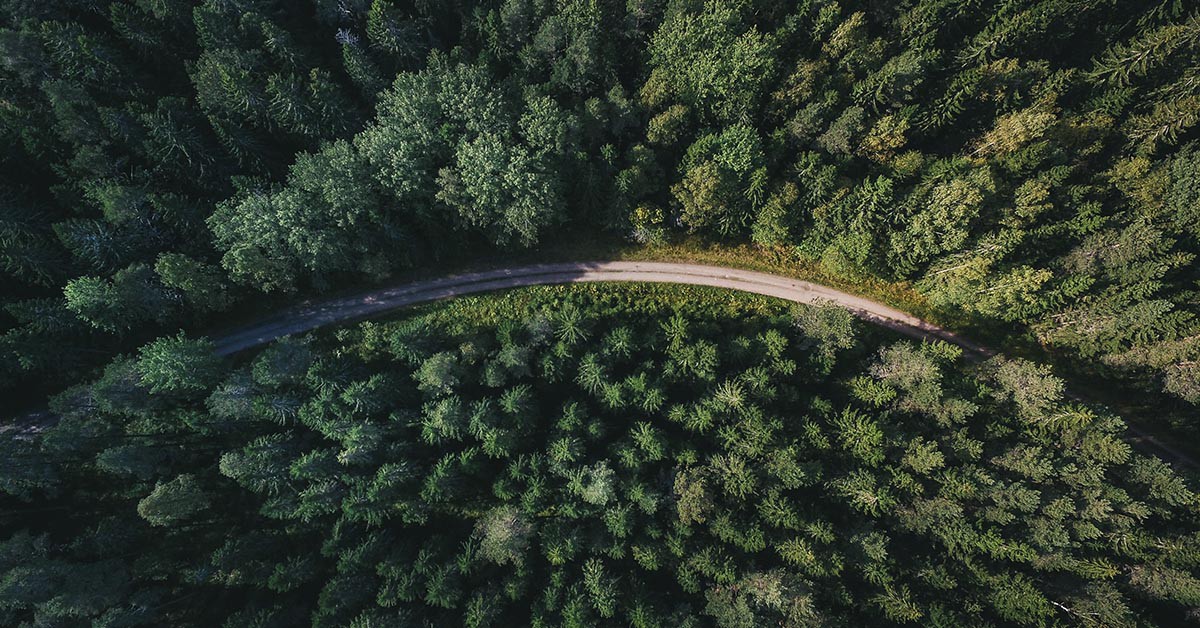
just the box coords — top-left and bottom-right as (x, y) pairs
(2, 287), (1197, 625)
(5, 2), (1200, 623)
(5, 1), (1200, 410)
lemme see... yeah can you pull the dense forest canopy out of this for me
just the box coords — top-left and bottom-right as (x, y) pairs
(3, 285), (1200, 625)
(2, 0), (1200, 413)
(4, 0), (1200, 625)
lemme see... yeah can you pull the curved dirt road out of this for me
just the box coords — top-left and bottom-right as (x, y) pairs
(215, 261), (990, 355)
(210, 261), (1195, 470)
(10, 261), (1194, 469)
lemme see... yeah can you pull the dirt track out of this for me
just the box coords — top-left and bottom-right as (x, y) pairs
(214, 261), (989, 355)
(10, 261), (1193, 469)
(208, 261), (1196, 470)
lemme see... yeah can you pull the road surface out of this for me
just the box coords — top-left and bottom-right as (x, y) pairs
(209, 261), (1196, 469)
(10, 261), (1196, 470)
(214, 261), (990, 355)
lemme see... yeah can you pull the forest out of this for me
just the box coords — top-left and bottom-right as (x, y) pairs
(3, 0), (1200, 625)
(4, 285), (1200, 625)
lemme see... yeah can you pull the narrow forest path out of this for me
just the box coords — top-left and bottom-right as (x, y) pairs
(211, 261), (1197, 470)
(15, 261), (1197, 470)
(214, 261), (988, 355)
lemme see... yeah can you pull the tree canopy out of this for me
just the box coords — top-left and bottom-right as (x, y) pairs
(2, 286), (1198, 625)
(5, 2), (1200, 624)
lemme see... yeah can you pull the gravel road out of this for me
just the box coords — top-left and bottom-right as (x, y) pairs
(214, 261), (989, 355)
(9, 261), (1194, 470)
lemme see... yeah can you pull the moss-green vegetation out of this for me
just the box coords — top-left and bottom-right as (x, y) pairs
(4, 288), (1198, 625)
(5, 2), (1200, 624)
(5, 0), (1200, 420)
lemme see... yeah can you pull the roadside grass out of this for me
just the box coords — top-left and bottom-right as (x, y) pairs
(360, 282), (804, 334)
(328, 280), (901, 369)
(546, 238), (1200, 456)
(534, 236), (941, 320)
(538, 235), (1051, 358)
(204, 231), (1200, 471)
(208, 233), (966, 348)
